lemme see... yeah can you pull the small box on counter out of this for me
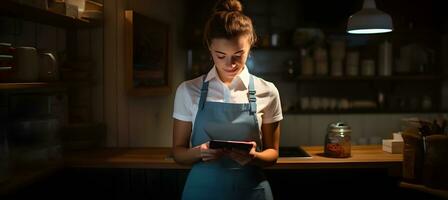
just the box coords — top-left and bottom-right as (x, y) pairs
(382, 132), (404, 154)
(382, 139), (404, 154)
(393, 132), (403, 140)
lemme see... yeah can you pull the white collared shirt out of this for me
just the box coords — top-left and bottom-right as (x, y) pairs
(173, 66), (283, 131)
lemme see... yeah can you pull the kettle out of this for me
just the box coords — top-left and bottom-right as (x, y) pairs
(324, 122), (351, 158)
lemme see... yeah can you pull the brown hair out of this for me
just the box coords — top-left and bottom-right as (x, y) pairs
(203, 0), (257, 48)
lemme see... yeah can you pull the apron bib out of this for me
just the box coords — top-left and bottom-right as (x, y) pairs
(182, 75), (273, 200)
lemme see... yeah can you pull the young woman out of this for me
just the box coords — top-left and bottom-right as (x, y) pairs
(172, 0), (282, 199)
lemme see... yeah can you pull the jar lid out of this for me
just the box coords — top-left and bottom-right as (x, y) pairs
(328, 122), (351, 133)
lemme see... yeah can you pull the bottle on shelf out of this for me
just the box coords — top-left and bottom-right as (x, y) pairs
(346, 51), (359, 76)
(300, 49), (314, 76)
(314, 47), (328, 76)
(361, 59), (375, 76)
(378, 91), (385, 110)
(331, 59), (344, 76)
(378, 40), (393, 76)
(330, 39), (345, 77)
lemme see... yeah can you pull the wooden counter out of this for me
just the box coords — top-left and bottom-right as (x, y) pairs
(64, 145), (402, 174)
(275, 145), (402, 171)
(7, 146), (447, 199)
(65, 147), (186, 169)
(0, 145), (406, 198)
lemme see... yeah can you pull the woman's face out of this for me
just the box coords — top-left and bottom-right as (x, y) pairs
(209, 35), (251, 84)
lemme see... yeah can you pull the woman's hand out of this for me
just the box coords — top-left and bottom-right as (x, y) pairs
(194, 142), (224, 162)
(225, 141), (257, 166)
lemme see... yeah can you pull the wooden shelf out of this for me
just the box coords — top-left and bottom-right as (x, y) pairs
(0, 82), (65, 90)
(284, 110), (448, 115)
(0, 81), (95, 91)
(296, 75), (443, 82)
(252, 72), (443, 82)
(188, 46), (299, 51)
(0, 0), (99, 29)
(252, 47), (299, 51)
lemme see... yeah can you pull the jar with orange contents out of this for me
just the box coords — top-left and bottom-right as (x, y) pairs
(324, 122), (352, 158)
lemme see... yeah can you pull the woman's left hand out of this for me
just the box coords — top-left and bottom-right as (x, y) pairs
(224, 141), (257, 166)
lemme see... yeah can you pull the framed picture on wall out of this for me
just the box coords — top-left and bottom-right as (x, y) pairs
(124, 10), (171, 96)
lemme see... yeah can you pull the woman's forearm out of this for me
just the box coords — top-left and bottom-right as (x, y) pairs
(172, 146), (202, 165)
(250, 148), (279, 167)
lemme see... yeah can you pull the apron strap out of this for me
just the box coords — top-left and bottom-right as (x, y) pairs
(200, 74), (256, 113)
(248, 75), (257, 115)
(199, 75), (209, 110)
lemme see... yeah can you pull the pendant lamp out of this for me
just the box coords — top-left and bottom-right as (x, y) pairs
(347, 0), (393, 34)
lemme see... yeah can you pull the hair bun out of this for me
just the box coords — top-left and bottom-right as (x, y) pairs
(214, 0), (243, 13)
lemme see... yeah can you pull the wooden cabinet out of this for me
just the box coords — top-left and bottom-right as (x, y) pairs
(0, 0), (103, 194)
(0, 0), (102, 122)
(185, 0), (446, 114)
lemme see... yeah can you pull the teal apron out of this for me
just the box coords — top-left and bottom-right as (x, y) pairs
(182, 75), (273, 200)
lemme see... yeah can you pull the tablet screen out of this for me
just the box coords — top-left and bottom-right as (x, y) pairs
(209, 140), (252, 152)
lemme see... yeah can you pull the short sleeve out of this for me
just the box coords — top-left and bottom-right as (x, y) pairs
(262, 83), (283, 124)
(173, 82), (193, 122)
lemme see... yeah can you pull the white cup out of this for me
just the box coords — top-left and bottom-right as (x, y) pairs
(300, 97), (310, 110)
(329, 98), (338, 110)
(38, 52), (59, 81)
(310, 97), (320, 110)
(338, 98), (350, 110)
(16, 47), (39, 82)
(321, 98), (330, 110)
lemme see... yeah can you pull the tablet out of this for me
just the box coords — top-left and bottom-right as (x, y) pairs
(209, 140), (253, 152)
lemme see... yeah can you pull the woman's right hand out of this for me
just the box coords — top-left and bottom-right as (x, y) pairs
(194, 142), (223, 162)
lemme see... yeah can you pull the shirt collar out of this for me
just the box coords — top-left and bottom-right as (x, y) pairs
(205, 65), (250, 89)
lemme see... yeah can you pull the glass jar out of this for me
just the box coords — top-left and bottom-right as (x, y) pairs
(324, 122), (352, 158)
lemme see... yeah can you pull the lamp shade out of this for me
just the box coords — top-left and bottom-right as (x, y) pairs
(347, 0), (393, 34)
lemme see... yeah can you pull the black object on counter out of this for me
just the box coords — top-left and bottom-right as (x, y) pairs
(279, 146), (311, 158)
